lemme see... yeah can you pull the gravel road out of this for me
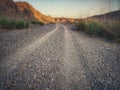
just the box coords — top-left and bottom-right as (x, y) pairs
(0, 24), (120, 90)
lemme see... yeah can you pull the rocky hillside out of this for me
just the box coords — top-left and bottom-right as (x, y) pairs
(0, 0), (55, 23)
(16, 2), (55, 23)
(0, 0), (20, 19)
(88, 10), (120, 21)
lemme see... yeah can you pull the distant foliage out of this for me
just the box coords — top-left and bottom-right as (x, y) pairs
(31, 20), (44, 25)
(0, 17), (29, 30)
(75, 19), (120, 42)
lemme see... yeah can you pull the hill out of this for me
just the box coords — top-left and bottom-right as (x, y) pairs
(15, 2), (55, 23)
(0, 0), (55, 23)
(0, 0), (20, 19)
(88, 10), (120, 21)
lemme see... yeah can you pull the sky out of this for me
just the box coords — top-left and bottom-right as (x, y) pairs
(13, 0), (120, 18)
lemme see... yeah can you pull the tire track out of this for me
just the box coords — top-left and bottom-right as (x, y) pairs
(60, 24), (90, 90)
(0, 24), (59, 74)
(69, 27), (120, 90)
(0, 23), (119, 90)
(0, 24), (65, 90)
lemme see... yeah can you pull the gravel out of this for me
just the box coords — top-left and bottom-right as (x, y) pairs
(0, 24), (120, 90)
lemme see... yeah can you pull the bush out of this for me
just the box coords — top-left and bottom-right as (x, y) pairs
(0, 17), (9, 29)
(0, 17), (29, 30)
(75, 19), (118, 42)
(86, 21), (106, 37)
(0, 17), (17, 29)
(8, 20), (16, 29)
(16, 20), (29, 29)
(31, 20), (44, 25)
(104, 21), (120, 41)
(75, 20), (86, 31)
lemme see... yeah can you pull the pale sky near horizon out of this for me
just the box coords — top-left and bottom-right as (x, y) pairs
(13, 0), (120, 18)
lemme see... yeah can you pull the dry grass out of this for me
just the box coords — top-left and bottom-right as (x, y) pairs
(75, 19), (120, 42)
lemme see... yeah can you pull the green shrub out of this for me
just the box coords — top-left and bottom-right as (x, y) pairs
(86, 21), (106, 37)
(86, 21), (97, 35)
(8, 20), (16, 29)
(104, 31), (115, 40)
(0, 17), (29, 30)
(0, 17), (16, 29)
(112, 22), (120, 42)
(75, 20), (86, 31)
(31, 20), (44, 25)
(104, 21), (120, 41)
(16, 20), (29, 29)
(25, 21), (29, 28)
(75, 19), (118, 41)
(0, 17), (8, 29)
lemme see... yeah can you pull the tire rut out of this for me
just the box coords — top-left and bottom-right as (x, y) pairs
(0, 24), (65, 90)
(69, 28), (120, 90)
(60, 24), (90, 90)
(0, 24), (59, 82)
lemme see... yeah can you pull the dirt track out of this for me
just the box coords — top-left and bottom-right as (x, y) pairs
(0, 24), (120, 90)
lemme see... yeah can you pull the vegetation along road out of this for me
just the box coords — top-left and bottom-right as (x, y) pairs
(0, 24), (120, 90)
